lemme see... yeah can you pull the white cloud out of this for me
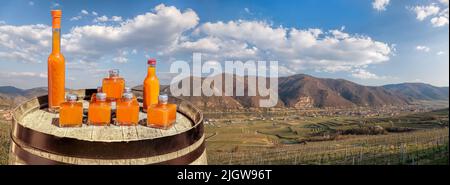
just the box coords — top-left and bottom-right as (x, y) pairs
(111, 16), (123, 22)
(112, 56), (128, 63)
(373, 0), (390, 11)
(413, 4), (440, 21)
(92, 11), (98, 16)
(437, 51), (445, 55)
(94, 15), (109, 22)
(412, 1), (449, 27)
(181, 20), (392, 75)
(416, 45), (431, 52)
(431, 15), (449, 26)
(28, 1), (34, 6)
(0, 24), (51, 63)
(351, 69), (384, 80)
(244, 8), (251, 14)
(94, 15), (123, 22)
(71, 10), (92, 21)
(0, 71), (47, 78)
(70, 16), (82, 21)
(65, 4), (199, 60)
(0, 4), (393, 82)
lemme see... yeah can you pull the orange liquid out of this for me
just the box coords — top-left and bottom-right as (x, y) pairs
(147, 103), (176, 129)
(88, 101), (111, 126)
(143, 66), (159, 111)
(102, 77), (125, 101)
(48, 25), (65, 110)
(59, 101), (83, 127)
(116, 99), (139, 126)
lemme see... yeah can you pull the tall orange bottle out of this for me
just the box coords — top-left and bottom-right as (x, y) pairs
(143, 59), (159, 112)
(48, 10), (65, 111)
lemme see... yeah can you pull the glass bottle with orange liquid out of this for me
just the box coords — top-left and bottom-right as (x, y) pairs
(143, 59), (159, 112)
(48, 10), (65, 112)
(102, 69), (125, 101)
(59, 94), (83, 127)
(88, 93), (111, 126)
(116, 92), (139, 126)
(147, 94), (177, 129)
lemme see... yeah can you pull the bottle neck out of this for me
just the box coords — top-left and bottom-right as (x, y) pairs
(52, 28), (61, 54)
(122, 98), (132, 102)
(147, 65), (156, 77)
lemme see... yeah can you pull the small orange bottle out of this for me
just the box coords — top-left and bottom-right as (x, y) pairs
(102, 69), (125, 101)
(116, 92), (139, 126)
(147, 94), (177, 129)
(143, 59), (159, 112)
(88, 93), (111, 126)
(48, 10), (65, 111)
(90, 86), (102, 103)
(59, 94), (83, 127)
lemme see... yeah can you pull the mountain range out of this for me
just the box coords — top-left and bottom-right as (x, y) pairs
(1, 74), (448, 109)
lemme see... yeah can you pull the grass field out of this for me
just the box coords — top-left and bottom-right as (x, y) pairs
(0, 118), (10, 165)
(0, 107), (448, 165)
(205, 109), (449, 165)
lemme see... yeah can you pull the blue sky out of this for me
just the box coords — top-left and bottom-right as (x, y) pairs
(0, 0), (448, 89)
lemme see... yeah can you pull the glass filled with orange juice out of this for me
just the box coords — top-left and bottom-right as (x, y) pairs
(147, 94), (177, 129)
(102, 69), (125, 101)
(88, 93), (111, 126)
(59, 94), (83, 127)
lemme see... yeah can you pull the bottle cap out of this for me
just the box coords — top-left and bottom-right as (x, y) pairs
(66, 94), (77, 101)
(96, 93), (107, 101)
(148, 58), (156, 65)
(51, 10), (62, 18)
(109, 69), (119, 77)
(124, 87), (131, 93)
(51, 10), (62, 28)
(159, 94), (168, 104)
(122, 92), (133, 100)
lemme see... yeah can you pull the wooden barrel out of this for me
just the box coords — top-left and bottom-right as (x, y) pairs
(9, 89), (206, 165)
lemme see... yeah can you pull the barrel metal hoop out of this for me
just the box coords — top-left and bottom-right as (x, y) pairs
(11, 139), (206, 165)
